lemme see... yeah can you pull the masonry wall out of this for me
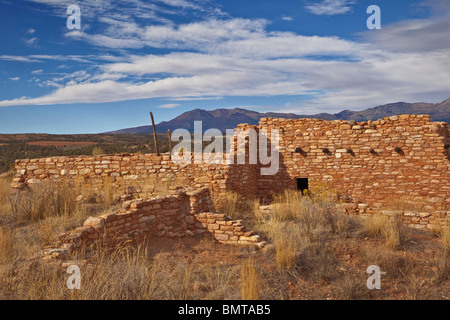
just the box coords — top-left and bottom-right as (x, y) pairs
(257, 114), (450, 209)
(51, 187), (261, 256)
(12, 114), (450, 211)
(12, 152), (259, 207)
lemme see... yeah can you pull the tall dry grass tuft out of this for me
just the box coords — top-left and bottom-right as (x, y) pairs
(102, 176), (115, 207)
(219, 191), (241, 218)
(241, 257), (261, 300)
(0, 174), (13, 218)
(92, 146), (105, 156)
(38, 220), (55, 246)
(383, 223), (401, 249)
(1, 243), (158, 300)
(363, 214), (388, 237)
(218, 191), (251, 219)
(202, 265), (239, 300)
(308, 181), (340, 205)
(274, 233), (298, 274)
(429, 223), (442, 237)
(441, 226), (450, 252)
(253, 199), (263, 221)
(364, 214), (409, 249)
(257, 187), (357, 277)
(0, 172), (12, 201)
(8, 180), (79, 222)
(0, 226), (14, 263)
(258, 212), (302, 274)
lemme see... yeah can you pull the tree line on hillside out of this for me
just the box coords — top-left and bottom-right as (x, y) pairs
(0, 134), (171, 174)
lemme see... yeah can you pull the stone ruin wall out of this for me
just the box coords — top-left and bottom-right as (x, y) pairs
(256, 114), (450, 210)
(11, 114), (450, 237)
(40, 187), (262, 260)
(12, 153), (258, 207)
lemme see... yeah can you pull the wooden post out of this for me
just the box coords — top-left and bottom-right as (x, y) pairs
(167, 129), (173, 158)
(150, 112), (160, 156)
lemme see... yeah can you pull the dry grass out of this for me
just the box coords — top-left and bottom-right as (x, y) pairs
(363, 214), (389, 237)
(0, 172), (12, 202)
(363, 214), (409, 249)
(102, 176), (115, 207)
(218, 191), (253, 219)
(442, 226), (450, 252)
(2, 178), (119, 229)
(257, 189), (342, 275)
(430, 223), (443, 237)
(38, 220), (55, 246)
(0, 240), (244, 300)
(7, 180), (79, 222)
(241, 257), (261, 300)
(0, 175), (448, 301)
(218, 191), (241, 218)
(274, 234), (298, 274)
(1, 244), (161, 300)
(92, 146), (105, 156)
(0, 226), (14, 263)
(0, 172), (13, 218)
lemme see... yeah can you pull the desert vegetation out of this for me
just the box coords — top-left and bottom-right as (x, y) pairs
(0, 133), (171, 174)
(0, 172), (448, 300)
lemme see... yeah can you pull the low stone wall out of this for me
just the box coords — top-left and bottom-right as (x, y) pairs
(11, 153), (258, 207)
(195, 212), (261, 245)
(49, 187), (262, 257)
(259, 202), (449, 231)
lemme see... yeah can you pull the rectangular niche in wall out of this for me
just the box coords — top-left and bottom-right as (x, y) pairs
(297, 178), (309, 194)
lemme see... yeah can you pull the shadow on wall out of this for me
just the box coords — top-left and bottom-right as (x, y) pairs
(222, 125), (296, 204)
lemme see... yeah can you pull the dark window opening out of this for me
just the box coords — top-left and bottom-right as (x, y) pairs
(394, 147), (405, 156)
(297, 178), (309, 194)
(295, 147), (308, 157)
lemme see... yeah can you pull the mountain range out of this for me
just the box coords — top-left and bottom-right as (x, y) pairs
(108, 98), (450, 134)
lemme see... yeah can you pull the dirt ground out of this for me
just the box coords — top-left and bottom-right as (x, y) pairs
(134, 227), (449, 300)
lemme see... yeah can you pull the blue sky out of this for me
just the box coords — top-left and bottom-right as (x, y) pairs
(0, 0), (449, 134)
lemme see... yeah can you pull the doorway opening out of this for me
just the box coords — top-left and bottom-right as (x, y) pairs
(297, 178), (309, 194)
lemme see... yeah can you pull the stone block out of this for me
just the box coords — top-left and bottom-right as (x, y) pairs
(84, 216), (105, 230)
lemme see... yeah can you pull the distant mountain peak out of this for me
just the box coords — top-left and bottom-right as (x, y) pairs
(106, 98), (450, 134)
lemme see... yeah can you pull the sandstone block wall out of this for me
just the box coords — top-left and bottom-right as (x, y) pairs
(11, 114), (450, 213)
(12, 153), (258, 206)
(54, 187), (262, 255)
(257, 115), (450, 209)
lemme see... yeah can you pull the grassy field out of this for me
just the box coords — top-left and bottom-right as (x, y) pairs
(0, 174), (448, 300)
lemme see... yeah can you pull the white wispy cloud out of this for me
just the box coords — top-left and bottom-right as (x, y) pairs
(0, 54), (123, 64)
(9, 77), (20, 81)
(1, 0), (449, 114)
(359, 16), (450, 53)
(0, 55), (39, 63)
(157, 103), (181, 109)
(24, 37), (39, 46)
(305, 0), (355, 16)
